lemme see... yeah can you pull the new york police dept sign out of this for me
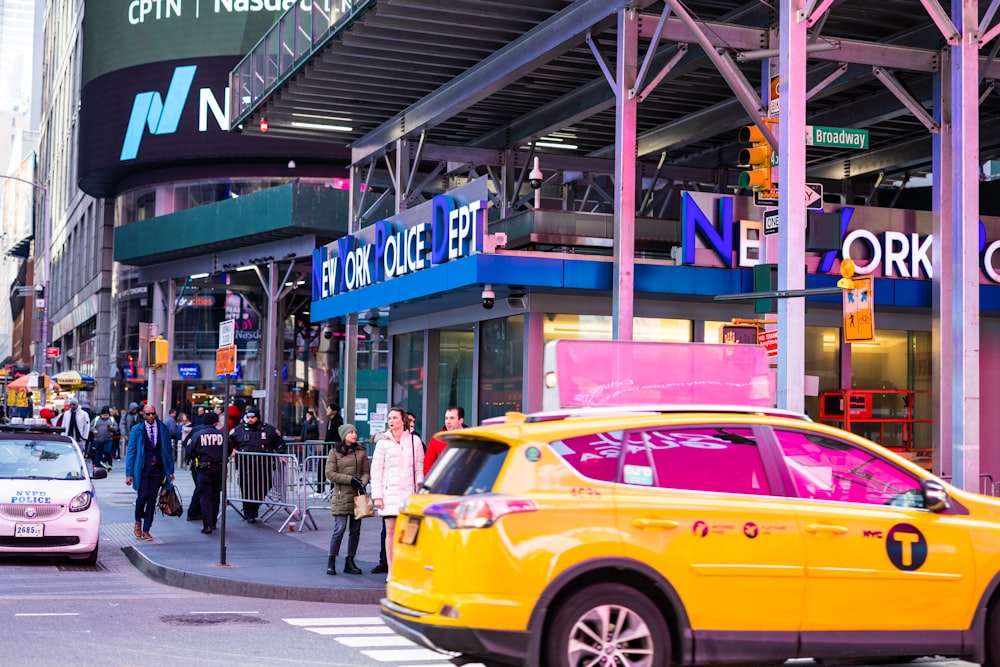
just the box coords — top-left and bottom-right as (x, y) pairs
(313, 192), (486, 299)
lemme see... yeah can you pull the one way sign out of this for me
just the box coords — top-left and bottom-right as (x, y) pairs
(754, 183), (824, 210)
(805, 182), (823, 210)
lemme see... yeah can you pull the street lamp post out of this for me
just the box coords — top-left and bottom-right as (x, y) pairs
(1, 175), (51, 412)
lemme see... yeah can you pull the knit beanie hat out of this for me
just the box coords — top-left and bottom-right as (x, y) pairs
(338, 423), (357, 441)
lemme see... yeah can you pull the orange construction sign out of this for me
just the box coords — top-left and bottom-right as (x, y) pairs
(216, 345), (237, 376)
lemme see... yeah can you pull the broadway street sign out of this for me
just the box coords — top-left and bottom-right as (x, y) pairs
(806, 125), (869, 149)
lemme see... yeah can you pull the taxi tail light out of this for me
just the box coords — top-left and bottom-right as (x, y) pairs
(69, 490), (93, 512)
(423, 495), (537, 529)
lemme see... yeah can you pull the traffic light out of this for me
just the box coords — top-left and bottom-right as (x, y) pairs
(148, 336), (169, 368)
(738, 119), (776, 190)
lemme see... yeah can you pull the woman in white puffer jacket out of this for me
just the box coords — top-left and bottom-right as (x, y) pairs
(370, 406), (424, 567)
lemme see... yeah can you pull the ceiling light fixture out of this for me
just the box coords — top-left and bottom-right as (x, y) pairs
(291, 121), (352, 132)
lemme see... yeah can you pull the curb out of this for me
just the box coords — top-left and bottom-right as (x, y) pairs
(121, 546), (386, 605)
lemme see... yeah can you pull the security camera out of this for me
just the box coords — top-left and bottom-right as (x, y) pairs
(481, 285), (495, 310)
(322, 324), (334, 340)
(529, 156), (543, 190)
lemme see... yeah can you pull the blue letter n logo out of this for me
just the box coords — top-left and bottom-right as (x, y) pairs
(120, 65), (197, 161)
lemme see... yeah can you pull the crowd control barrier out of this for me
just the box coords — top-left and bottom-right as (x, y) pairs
(225, 445), (375, 533)
(226, 451), (317, 533)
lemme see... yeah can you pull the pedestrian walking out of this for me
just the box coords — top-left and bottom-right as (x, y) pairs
(120, 402), (141, 460)
(370, 406), (423, 571)
(90, 406), (118, 471)
(61, 398), (91, 449)
(300, 409), (320, 441)
(125, 405), (175, 541)
(185, 411), (227, 534)
(229, 405), (286, 523)
(164, 408), (179, 460)
(324, 423), (370, 575)
(424, 405), (465, 474)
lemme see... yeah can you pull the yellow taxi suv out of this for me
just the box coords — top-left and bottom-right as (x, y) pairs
(381, 406), (1000, 667)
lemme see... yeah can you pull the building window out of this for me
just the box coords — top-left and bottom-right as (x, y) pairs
(479, 315), (524, 421)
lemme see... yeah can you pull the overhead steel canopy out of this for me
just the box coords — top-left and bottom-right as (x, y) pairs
(230, 0), (1000, 194)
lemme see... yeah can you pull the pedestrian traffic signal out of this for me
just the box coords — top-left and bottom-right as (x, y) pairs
(738, 120), (775, 191)
(148, 336), (169, 368)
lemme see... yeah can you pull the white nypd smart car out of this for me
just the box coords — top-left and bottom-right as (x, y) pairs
(0, 426), (106, 564)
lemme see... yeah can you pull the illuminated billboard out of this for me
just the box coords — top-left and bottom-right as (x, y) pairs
(79, 1), (347, 197)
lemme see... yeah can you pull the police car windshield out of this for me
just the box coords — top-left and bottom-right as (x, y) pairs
(0, 442), (85, 480)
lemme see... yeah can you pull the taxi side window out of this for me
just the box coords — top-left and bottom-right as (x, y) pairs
(620, 426), (771, 495)
(549, 431), (623, 482)
(772, 429), (923, 507)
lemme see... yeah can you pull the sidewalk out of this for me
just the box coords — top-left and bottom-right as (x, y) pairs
(98, 463), (387, 605)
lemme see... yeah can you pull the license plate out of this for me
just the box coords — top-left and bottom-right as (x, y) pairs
(399, 517), (420, 545)
(15, 523), (43, 537)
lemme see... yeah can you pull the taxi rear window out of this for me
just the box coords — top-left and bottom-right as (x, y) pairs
(421, 438), (508, 496)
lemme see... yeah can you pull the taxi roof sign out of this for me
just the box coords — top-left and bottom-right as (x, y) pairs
(542, 340), (775, 411)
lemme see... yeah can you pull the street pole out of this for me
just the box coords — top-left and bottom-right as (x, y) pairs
(0, 176), (50, 414)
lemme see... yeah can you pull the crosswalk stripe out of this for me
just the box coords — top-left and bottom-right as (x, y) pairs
(362, 648), (449, 662)
(282, 616), (487, 665)
(335, 636), (414, 647)
(305, 626), (394, 635)
(283, 616), (381, 626)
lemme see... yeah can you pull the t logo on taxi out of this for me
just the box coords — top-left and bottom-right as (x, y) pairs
(886, 523), (927, 570)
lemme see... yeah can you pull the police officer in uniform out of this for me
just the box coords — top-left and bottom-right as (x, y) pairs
(229, 405), (286, 523)
(186, 411), (227, 534)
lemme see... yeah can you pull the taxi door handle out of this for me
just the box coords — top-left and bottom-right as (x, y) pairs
(805, 523), (848, 535)
(631, 518), (680, 530)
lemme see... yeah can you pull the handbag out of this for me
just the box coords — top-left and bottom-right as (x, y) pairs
(354, 492), (375, 520)
(158, 484), (184, 517)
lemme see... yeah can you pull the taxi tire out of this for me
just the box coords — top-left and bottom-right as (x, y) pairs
(986, 601), (1000, 667)
(545, 582), (670, 667)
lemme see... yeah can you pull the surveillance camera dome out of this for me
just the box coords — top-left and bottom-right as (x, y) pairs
(322, 324), (334, 340)
(481, 286), (496, 309)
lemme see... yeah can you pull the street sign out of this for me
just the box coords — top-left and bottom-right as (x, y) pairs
(215, 344), (237, 376)
(757, 329), (778, 358)
(807, 125), (869, 149)
(753, 184), (823, 210)
(805, 182), (823, 210)
(45, 347), (60, 358)
(843, 276), (875, 342)
(219, 319), (235, 347)
(763, 209), (779, 236)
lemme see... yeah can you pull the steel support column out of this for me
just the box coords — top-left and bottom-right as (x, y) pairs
(265, 261), (280, 425)
(777, 0), (808, 413)
(612, 8), (638, 341)
(932, 49), (953, 477)
(949, 0), (980, 491)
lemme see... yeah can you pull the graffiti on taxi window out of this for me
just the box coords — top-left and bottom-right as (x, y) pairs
(886, 523), (927, 571)
(11, 490), (51, 503)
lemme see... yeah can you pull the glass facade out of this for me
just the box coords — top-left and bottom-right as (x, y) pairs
(438, 330), (473, 421)
(393, 331), (425, 429)
(479, 315), (524, 421)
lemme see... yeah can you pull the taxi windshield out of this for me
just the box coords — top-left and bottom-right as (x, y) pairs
(0, 441), (85, 480)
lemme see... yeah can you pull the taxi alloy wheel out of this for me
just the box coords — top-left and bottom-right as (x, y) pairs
(546, 582), (669, 667)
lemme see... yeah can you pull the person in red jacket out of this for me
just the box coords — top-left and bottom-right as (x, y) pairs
(423, 405), (464, 475)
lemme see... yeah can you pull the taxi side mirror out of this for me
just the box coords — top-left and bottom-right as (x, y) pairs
(91, 466), (108, 480)
(922, 478), (950, 513)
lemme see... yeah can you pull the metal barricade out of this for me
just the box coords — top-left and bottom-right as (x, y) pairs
(226, 451), (315, 533)
(301, 454), (332, 531)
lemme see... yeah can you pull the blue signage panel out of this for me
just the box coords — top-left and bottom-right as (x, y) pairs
(178, 363), (201, 379)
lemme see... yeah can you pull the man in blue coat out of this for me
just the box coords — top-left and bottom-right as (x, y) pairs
(125, 405), (175, 541)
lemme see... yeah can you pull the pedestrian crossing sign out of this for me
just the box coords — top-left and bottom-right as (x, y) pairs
(843, 276), (874, 342)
